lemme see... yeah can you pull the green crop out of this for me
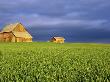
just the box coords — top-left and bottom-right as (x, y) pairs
(0, 42), (110, 82)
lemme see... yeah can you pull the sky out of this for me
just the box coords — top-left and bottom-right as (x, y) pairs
(0, 0), (110, 42)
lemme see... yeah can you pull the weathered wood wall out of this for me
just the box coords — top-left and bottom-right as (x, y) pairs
(3, 32), (15, 42)
(0, 33), (4, 42)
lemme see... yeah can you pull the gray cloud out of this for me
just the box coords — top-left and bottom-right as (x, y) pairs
(0, 0), (110, 29)
(1, 13), (108, 29)
(0, 0), (110, 14)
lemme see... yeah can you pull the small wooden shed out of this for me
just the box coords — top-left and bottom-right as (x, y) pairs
(0, 23), (33, 42)
(50, 37), (65, 43)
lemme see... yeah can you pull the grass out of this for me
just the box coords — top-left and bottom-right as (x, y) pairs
(0, 42), (110, 82)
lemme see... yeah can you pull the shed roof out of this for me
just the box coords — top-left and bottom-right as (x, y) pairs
(12, 31), (32, 38)
(1, 23), (20, 32)
(53, 37), (65, 40)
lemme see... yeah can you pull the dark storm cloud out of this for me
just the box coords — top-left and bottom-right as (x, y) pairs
(0, 0), (110, 26)
(30, 25), (110, 43)
(0, 0), (110, 42)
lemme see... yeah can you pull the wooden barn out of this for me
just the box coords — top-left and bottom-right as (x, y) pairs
(0, 23), (32, 42)
(50, 37), (65, 43)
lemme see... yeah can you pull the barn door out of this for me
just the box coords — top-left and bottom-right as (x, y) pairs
(16, 38), (23, 42)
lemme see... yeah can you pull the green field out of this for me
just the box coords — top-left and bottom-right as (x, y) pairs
(0, 42), (110, 82)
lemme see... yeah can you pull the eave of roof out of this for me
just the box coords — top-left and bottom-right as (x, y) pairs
(53, 37), (65, 40)
(12, 31), (32, 38)
(1, 23), (20, 32)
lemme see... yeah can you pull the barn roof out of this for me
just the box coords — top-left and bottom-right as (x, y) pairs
(53, 37), (65, 40)
(1, 22), (33, 38)
(1, 23), (20, 32)
(12, 31), (32, 38)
